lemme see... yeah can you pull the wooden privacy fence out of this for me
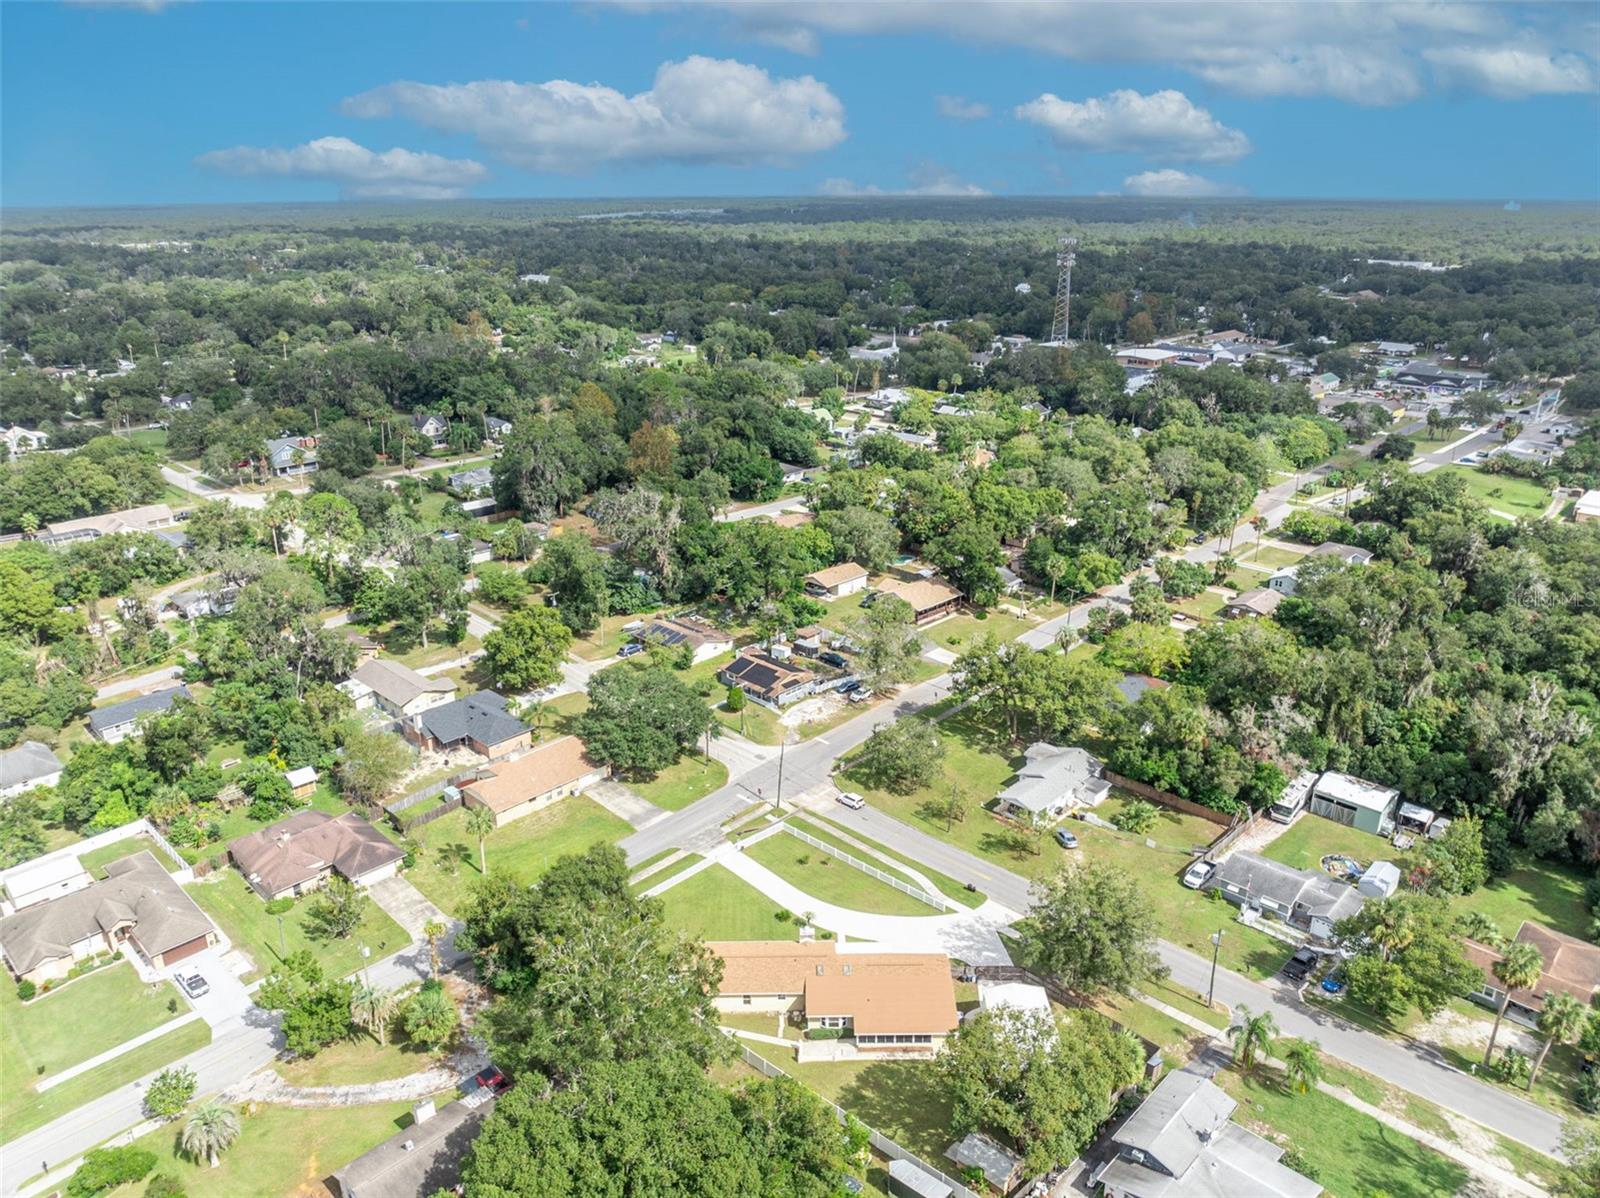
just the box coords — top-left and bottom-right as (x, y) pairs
(1104, 771), (1233, 827)
(735, 1044), (981, 1198)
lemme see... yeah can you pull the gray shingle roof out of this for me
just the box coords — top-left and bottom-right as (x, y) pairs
(87, 685), (191, 734)
(1209, 851), (1364, 921)
(351, 658), (454, 709)
(417, 691), (528, 748)
(0, 741), (63, 790)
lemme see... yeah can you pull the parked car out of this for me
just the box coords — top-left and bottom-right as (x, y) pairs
(177, 972), (209, 999)
(847, 688), (873, 703)
(820, 651), (849, 668)
(473, 1066), (510, 1095)
(835, 679), (861, 694)
(1181, 860), (1216, 889)
(1054, 828), (1079, 849)
(617, 642), (645, 658)
(1281, 947), (1320, 983)
(837, 792), (866, 810)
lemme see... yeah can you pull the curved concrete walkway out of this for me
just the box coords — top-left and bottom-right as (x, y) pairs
(714, 844), (1017, 966)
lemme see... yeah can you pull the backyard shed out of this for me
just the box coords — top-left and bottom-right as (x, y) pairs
(886, 1159), (954, 1198)
(1357, 860), (1401, 899)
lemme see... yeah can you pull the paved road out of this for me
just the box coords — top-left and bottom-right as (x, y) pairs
(715, 495), (809, 523)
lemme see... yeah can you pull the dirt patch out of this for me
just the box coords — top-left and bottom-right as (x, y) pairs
(1416, 1006), (1539, 1059)
(780, 692), (846, 729)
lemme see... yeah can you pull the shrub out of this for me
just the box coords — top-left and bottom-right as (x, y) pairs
(144, 1175), (187, 1198)
(65, 1146), (158, 1198)
(1490, 1048), (1531, 1088)
(1575, 1071), (1600, 1114)
(1280, 1146), (1321, 1183)
(805, 1027), (844, 1041)
(16, 979), (35, 1001)
(1111, 800), (1159, 836)
(263, 897), (295, 917)
(774, 908), (792, 923)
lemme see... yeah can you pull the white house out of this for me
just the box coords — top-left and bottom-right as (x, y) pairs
(1, 426), (48, 458)
(412, 412), (449, 449)
(0, 742), (64, 799)
(996, 743), (1111, 825)
(804, 562), (869, 600)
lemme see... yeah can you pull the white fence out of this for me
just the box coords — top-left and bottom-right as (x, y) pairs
(780, 824), (953, 912)
(736, 1044), (981, 1198)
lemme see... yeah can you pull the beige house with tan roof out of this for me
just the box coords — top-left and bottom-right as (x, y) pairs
(877, 577), (963, 625)
(710, 940), (958, 1058)
(461, 735), (608, 828)
(805, 561), (869, 599)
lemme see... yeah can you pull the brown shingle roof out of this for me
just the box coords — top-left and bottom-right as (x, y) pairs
(463, 736), (603, 813)
(878, 577), (961, 615)
(1466, 922), (1600, 1009)
(351, 658), (454, 708)
(710, 941), (958, 1036)
(230, 811), (403, 894)
(806, 562), (868, 589)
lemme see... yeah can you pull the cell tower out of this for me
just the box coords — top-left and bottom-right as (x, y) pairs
(1049, 235), (1078, 345)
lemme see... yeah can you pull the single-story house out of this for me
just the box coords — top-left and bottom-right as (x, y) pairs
(1464, 922), (1600, 1026)
(1093, 1068), (1321, 1198)
(1222, 588), (1283, 619)
(329, 1090), (496, 1198)
(229, 811), (405, 901)
(945, 1133), (1025, 1195)
(284, 766), (319, 799)
(996, 743), (1111, 825)
(1373, 341), (1417, 356)
(720, 648), (818, 709)
(346, 658), (456, 719)
(877, 577), (963, 625)
(461, 735), (608, 829)
(0, 741), (64, 799)
(163, 585), (239, 620)
(635, 616), (734, 664)
(1570, 490), (1600, 524)
(1115, 674), (1168, 705)
(483, 415), (514, 442)
(411, 691), (531, 758)
(41, 503), (176, 546)
(1204, 851), (1363, 941)
(342, 629), (382, 663)
(778, 462), (816, 485)
(1, 426), (48, 457)
(805, 562), (869, 600)
(709, 941), (959, 1057)
(996, 565), (1024, 595)
(1308, 541), (1374, 566)
(2, 853), (93, 911)
(87, 684), (192, 744)
(448, 466), (494, 497)
(266, 435), (319, 477)
(1308, 770), (1399, 836)
(885, 1158), (953, 1198)
(0, 852), (217, 984)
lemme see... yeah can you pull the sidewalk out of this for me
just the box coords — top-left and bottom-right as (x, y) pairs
(35, 1011), (205, 1092)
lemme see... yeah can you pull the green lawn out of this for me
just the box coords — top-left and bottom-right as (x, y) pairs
(178, 786), (356, 865)
(1216, 1068), (1470, 1198)
(632, 852), (703, 895)
(802, 815), (984, 908)
(184, 870), (408, 983)
(1, 961), (191, 1139)
(923, 609), (1033, 653)
(1094, 994), (1206, 1069)
(568, 614), (648, 661)
(403, 796), (633, 917)
(1452, 853), (1593, 940)
(111, 1096), (431, 1198)
(1261, 815), (1388, 873)
(1432, 466), (1552, 518)
(742, 1039), (952, 1165)
(77, 836), (184, 877)
(744, 833), (941, 916)
(1169, 589), (1227, 622)
(655, 864), (799, 941)
(275, 1033), (440, 1088)
(714, 696), (784, 745)
(1239, 544), (1307, 569)
(628, 755), (728, 811)
(4, 1019), (211, 1145)
(840, 713), (1291, 979)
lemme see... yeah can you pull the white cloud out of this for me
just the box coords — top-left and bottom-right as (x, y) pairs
(1423, 45), (1596, 97)
(1015, 89), (1249, 162)
(638, 1), (1595, 105)
(342, 57), (845, 172)
(936, 94), (990, 121)
(1122, 169), (1243, 197)
(196, 137), (489, 199)
(821, 162), (989, 197)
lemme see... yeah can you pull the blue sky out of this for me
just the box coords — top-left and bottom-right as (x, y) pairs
(3, 1), (1596, 206)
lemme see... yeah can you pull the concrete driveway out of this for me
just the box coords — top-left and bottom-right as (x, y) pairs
(165, 947), (254, 1030)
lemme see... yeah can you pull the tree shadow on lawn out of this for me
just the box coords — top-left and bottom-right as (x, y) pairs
(834, 1060), (953, 1162)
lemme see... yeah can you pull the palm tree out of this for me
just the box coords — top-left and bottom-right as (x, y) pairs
(466, 805), (496, 875)
(1369, 902), (1416, 963)
(1484, 941), (1544, 1066)
(1281, 1038), (1324, 1095)
(422, 919), (446, 980)
(1457, 911), (1502, 947)
(181, 1099), (240, 1168)
(1044, 555), (1068, 605)
(1228, 1005), (1278, 1072)
(349, 980), (399, 1046)
(1529, 992), (1586, 1090)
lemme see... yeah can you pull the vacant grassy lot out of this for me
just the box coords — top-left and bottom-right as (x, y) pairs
(923, 609), (1033, 653)
(1216, 1068), (1469, 1198)
(745, 832), (940, 916)
(404, 797), (633, 917)
(1261, 815), (1388, 873)
(656, 864), (799, 941)
(1452, 853), (1593, 940)
(800, 815), (983, 909)
(4, 1018), (210, 1145)
(1169, 589), (1227, 623)
(629, 755), (728, 811)
(568, 613), (649, 661)
(112, 1096), (431, 1198)
(1240, 544), (1307, 569)
(185, 869), (408, 982)
(1432, 466), (1552, 518)
(275, 1033), (440, 1088)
